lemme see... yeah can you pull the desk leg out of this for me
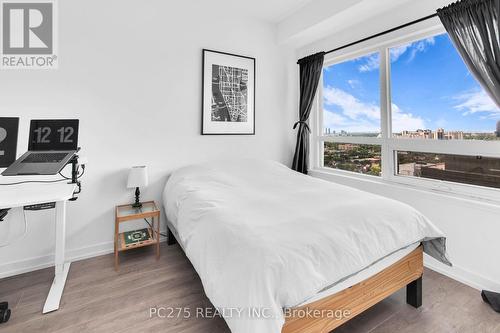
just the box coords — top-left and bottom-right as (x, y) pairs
(43, 200), (71, 314)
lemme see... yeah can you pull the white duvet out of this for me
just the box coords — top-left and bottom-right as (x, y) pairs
(163, 159), (450, 333)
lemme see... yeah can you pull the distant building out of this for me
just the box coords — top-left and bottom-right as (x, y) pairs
(434, 128), (444, 140)
(421, 155), (500, 188)
(397, 128), (464, 140)
(444, 131), (463, 140)
(398, 163), (415, 176)
(338, 143), (356, 151)
(399, 129), (432, 139)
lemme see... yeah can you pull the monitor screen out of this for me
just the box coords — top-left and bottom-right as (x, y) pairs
(28, 119), (79, 151)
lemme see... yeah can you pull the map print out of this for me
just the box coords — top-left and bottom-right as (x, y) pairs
(211, 64), (248, 122)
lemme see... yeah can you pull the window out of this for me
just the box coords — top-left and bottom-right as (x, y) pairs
(322, 53), (383, 177)
(390, 34), (500, 140)
(323, 52), (380, 137)
(324, 142), (381, 176)
(396, 151), (500, 189)
(316, 29), (500, 196)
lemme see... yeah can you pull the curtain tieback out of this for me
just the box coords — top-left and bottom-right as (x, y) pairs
(293, 121), (311, 133)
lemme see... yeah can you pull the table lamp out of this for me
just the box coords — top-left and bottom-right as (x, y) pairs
(127, 166), (148, 208)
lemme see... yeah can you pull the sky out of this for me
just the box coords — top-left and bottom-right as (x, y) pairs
(323, 33), (500, 134)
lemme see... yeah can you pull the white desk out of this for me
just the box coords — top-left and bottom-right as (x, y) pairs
(0, 178), (76, 313)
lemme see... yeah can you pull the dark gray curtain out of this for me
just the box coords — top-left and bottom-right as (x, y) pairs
(292, 52), (325, 174)
(437, 0), (500, 107)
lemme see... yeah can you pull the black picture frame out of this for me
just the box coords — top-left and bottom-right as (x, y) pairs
(201, 49), (256, 135)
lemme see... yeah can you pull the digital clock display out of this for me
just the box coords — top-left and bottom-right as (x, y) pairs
(29, 119), (79, 151)
(0, 117), (19, 167)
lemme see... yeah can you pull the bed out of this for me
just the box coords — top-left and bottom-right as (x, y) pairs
(163, 159), (450, 333)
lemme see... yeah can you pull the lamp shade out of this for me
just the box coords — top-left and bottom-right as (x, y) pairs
(127, 166), (148, 188)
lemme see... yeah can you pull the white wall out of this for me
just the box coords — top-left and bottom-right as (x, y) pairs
(0, 0), (297, 277)
(292, 0), (500, 291)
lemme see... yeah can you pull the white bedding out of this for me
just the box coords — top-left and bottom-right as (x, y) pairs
(163, 159), (450, 333)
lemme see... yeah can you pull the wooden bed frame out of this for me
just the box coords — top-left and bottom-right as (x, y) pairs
(166, 223), (423, 333)
(282, 246), (423, 333)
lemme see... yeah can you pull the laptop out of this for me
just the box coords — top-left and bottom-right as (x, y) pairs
(1, 119), (79, 176)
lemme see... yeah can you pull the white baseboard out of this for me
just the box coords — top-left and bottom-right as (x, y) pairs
(424, 255), (500, 292)
(0, 234), (167, 279)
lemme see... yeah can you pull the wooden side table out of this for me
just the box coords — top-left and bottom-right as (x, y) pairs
(114, 201), (160, 271)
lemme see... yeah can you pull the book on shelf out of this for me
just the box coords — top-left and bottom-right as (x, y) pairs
(123, 228), (150, 245)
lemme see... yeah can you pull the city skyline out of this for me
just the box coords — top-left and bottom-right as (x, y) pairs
(323, 126), (500, 140)
(323, 33), (500, 135)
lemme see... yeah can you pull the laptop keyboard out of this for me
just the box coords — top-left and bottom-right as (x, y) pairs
(21, 152), (68, 163)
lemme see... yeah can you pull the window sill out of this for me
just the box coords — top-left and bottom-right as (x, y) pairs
(309, 167), (500, 208)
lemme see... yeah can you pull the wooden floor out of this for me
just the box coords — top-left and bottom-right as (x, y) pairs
(1, 244), (499, 333)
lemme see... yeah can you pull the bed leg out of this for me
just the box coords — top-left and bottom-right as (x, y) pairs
(406, 276), (422, 308)
(167, 227), (177, 246)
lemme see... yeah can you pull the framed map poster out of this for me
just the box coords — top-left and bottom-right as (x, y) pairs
(202, 49), (255, 135)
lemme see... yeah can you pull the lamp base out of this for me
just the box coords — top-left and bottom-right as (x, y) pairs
(131, 202), (142, 209)
(132, 187), (142, 209)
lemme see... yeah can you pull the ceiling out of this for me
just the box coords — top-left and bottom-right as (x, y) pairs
(277, 0), (455, 48)
(215, 0), (314, 23)
(209, 0), (455, 48)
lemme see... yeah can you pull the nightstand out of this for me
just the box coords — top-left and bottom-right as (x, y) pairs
(114, 201), (160, 271)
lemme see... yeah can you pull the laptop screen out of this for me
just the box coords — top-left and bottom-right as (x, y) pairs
(28, 119), (79, 151)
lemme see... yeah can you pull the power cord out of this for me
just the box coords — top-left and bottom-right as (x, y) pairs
(1, 155), (86, 186)
(0, 179), (67, 186)
(0, 208), (29, 248)
(58, 164), (86, 180)
(0, 160), (87, 247)
(0, 209), (9, 221)
(0, 168), (84, 186)
(143, 218), (168, 238)
(0, 169), (81, 186)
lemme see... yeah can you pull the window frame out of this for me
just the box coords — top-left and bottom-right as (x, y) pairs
(311, 24), (500, 202)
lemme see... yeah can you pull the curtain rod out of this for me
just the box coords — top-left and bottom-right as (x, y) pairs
(324, 13), (438, 55)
